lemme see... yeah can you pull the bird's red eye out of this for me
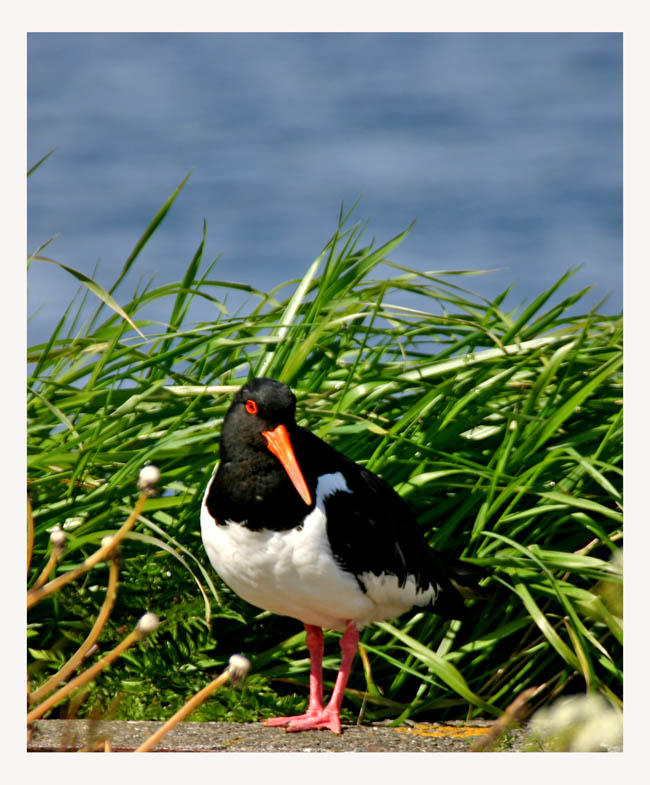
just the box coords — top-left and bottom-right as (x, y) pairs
(245, 399), (258, 415)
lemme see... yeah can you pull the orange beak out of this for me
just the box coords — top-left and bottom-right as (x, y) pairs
(261, 424), (313, 507)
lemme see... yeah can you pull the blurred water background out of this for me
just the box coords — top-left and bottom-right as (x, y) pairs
(27, 32), (622, 348)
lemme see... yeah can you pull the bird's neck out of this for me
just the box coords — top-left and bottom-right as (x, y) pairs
(206, 443), (313, 532)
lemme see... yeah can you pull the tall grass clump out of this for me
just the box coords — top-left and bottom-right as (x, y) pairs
(27, 179), (622, 726)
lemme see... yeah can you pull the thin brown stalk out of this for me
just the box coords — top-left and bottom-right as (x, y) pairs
(29, 556), (120, 705)
(29, 540), (65, 592)
(470, 683), (547, 751)
(531, 670), (577, 713)
(27, 492), (147, 609)
(28, 532), (67, 624)
(477, 630), (546, 697)
(27, 494), (35, 574)
(27, 615), (156, 724)
(135, 656), (249, 752)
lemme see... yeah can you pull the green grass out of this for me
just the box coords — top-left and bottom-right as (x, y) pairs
(27, 181), (622, 725)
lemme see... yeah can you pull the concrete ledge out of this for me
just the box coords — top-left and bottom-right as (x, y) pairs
(27, 718), (524, 753)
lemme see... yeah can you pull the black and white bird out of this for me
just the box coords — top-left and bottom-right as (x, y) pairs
(201, 377), (488, 733)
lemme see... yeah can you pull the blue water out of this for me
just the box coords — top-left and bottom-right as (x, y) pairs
(27, 33), (622, 347)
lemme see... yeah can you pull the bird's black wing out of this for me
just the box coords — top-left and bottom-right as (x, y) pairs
(296, 428), (475, 619)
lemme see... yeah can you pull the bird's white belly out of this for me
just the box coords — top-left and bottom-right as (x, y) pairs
(201, 471), (425, 631)
(200, 503), (368, 630)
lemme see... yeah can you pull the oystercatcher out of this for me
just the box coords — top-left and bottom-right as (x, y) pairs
(201, 377), (487, 733)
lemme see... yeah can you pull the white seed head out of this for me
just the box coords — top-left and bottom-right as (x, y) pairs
(227, 654), (251, 683)
(49, 528), (66, 549)
(138, 464), (161, 492)
(136, 612), (160, 637)
(528, 694), (622, 752)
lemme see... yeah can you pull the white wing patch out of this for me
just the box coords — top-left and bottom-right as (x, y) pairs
(314, 470), (353, 501)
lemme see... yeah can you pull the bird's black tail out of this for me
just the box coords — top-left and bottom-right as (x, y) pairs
(446, 557), (492, 599)
(428, 555), (491, 620)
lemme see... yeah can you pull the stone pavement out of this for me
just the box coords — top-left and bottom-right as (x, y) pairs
(27, 718), (529, 753)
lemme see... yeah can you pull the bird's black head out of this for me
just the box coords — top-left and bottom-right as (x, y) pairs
(221, 377), (312, 506)
(231, 377), (297, 431)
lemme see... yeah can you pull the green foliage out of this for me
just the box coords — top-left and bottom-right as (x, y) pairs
(27, 186), (622, 724)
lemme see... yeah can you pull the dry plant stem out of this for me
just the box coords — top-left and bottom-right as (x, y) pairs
(470, 684), (546, 752)
(357, 645), (373, 687)
(27, 492), (147, 609)
(27, 495), (34, 574)
(135, 668), (235, 752)
(27, 625), (144, 723)
(575, 531), (622, 557)
(28, 557), (120, 706)
(356, 645), (373, 726)
(478, 605), (575, 700)
(30, 547), (63, 592)
(533, 671), (577, 712)
(476, 632), (544, 698)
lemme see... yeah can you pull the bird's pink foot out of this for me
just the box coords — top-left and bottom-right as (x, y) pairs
(264, 709), (341, 733)
(262, 708), (342, 733)
(284, 708), (342, 734)
(262, 710), (321, 728)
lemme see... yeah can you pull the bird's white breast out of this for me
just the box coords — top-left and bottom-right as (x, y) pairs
(201, 470), (436, 631)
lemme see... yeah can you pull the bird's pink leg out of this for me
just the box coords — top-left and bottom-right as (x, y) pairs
(283, 620), (359, 734)
(262, 623), (325, 727)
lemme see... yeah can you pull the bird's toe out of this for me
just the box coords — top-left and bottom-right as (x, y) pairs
(284, 710), (342, 734)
